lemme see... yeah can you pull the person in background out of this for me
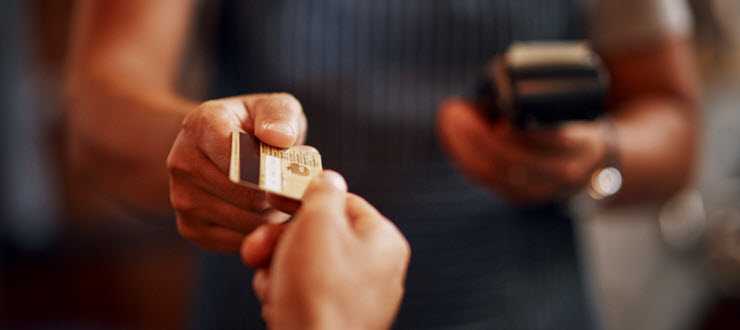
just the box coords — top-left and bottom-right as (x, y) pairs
(66, 0), (698, 328)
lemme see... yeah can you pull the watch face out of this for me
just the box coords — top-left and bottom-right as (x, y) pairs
(589, 166), (622, 200)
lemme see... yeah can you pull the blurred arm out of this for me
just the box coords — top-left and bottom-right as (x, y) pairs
(604, 37), (700, 203)
(65, 0), (196, 215)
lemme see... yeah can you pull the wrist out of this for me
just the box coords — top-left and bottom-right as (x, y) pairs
(302, 312), (356, 330)
(588, 117), (622, 200)
(302, 302), (385, 330)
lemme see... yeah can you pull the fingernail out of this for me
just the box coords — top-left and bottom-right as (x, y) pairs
(264, 122), (296, 137)
(321, 171), (347, 192)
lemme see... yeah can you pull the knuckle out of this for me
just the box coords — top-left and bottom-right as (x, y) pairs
(398, 235), (411, 261)
(176, 217), (199, 242)
(181, 111), (195, 128)
(374, 219), (410, 258)
(182, 108), (213, 141)
(273, 92), (300, 107)
(203, 106), (230, 128)
(171, 191), (197, 214)
(165, 149), (178, 172)
(252, 273), (261, 292)
(261, 307), (271, 323)
(166, 150), (190, 175)
(263, 93), (302, 114)
(181, 108), (204, 132)
(389, 227), (408, 252)
(197, 101), (230, 125)
(199, 100), (226, 112)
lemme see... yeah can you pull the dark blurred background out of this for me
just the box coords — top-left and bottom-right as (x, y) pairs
(1, 0), (740, 329)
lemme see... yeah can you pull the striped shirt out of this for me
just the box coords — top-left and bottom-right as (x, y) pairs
(196, 1), (592, 329)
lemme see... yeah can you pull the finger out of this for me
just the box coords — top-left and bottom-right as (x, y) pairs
(169, 138), (273, 212)
(438, 99), (580, 189)
(437, 99), (523, 187)
(296, 170), (348, 226)
(436, 101), (570, 180)
(483, 129), (569, 181)
(245, 93), (305, 148)
(355, 210), (411, 271)
(350, 203), (392, 238)
(437, 98), (497, 177)
(345, 193), (382, 224)
(171, 177), (289, 230)
(513, 128), (573, 154)
(241, 223), (288, 268)
(515, 122), (593, 153)
(261, 305), (272, 325)
(252, 269), (270, 304)
(557, 121), (604, 155)
(437, 97), (495, 152)
(510, 124), (604, 188)
(344, 193), (410, 270)
(176, 217), (246, 253)
(267, 193), (302, 214)
(186, 99), (250, 173)
(346, 194), (377, 233)
(436, 99), (560, 202)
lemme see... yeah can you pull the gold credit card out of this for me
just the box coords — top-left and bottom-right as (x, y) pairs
(229, 132), (322, 200)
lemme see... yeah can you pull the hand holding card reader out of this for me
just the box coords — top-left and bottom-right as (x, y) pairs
(475, 41), (609, 129)
(475, 41), (621, 199)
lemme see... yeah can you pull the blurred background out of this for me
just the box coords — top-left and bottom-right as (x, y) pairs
(1, 0), (740, 329)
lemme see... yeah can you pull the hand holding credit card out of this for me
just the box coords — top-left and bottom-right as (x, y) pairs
(168, 93), (307, 253)
(230, 132), (323, 200)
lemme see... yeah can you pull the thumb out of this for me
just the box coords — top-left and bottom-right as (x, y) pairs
(296, 170), (348, 226)
(243, 93), (306, 148)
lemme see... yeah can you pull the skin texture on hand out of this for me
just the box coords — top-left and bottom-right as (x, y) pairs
(436, 38), (698, 206)
(437, 98), (607, 206)
(242, 171), (411, 330)
(167, 93), (308, 253)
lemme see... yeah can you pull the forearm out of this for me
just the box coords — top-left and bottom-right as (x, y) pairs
(65, 71), (197, 214)
(611, 96), (698, 204)
(601, 37), (699, 204)
(65, 0), (195, 215)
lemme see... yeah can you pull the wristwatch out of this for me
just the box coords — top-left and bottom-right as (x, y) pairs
(588, 117), (622, 200)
